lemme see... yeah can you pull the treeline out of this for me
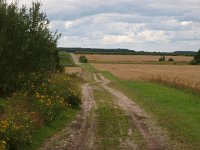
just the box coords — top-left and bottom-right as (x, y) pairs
(59, 47), (135, 55)
(59, 47), (196, 56)
(0, 1), (61, 96)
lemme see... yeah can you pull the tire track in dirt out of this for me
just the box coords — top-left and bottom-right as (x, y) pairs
(95, 73), (173, 150)
(40, 83), (96, 150)
(70, 53), (81, 65)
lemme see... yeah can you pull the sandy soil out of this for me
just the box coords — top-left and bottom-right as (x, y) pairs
(70, 53), (81, 65)
(40, 73), (175, 150)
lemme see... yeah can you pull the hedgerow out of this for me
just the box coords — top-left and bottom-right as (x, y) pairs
(0, 73), (81, 149)
(0, 1), (61, 97)
(0, 1), (81, 149)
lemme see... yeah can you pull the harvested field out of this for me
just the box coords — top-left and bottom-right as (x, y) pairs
(64, 67), (82, 74)
(91, 64), (200, 82)
(77, 54), (193, 63)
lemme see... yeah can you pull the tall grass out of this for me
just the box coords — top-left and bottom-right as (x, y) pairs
(139, 75), (200, 94)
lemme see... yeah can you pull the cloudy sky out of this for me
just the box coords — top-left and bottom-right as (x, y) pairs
(9, 0), (200, 52)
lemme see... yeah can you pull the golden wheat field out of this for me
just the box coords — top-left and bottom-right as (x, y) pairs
(77, 54), (193, 63)
(92, 64), (200, 82)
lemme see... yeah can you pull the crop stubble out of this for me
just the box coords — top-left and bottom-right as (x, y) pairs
(77, 54), (193, 63)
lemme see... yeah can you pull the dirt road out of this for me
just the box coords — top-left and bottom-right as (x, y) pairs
(70, 53), (81, 65)
(40, 72), (174, 150)
(40, 83), (96, 150)
(96, 73), (172, 150)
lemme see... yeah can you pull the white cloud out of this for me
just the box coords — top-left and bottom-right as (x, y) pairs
(103, 35), (135, 44)
(64, 21), (75, 29)
(180, 21), (193, 26)
(6, 0), (200, 51)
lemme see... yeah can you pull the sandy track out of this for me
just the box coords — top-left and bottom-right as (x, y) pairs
(70, 53), (81, 65)
(40, 83), (95, 150)
(41, 72), (173, 150)
(95, 73), (173, 150)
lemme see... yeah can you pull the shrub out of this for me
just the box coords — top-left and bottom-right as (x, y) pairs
(0, 1), (61, 97)
(190, 49), (200, 65)
(0, 113), (33, 149)
(0, 101), (5, 114)
(32, 74), (81, 125)
(0, 141), (6, 150)
(79, 56), (88, 63)
(0, 73), (81, 148)
(168, 58), (174, 61)
(159, 56), (165, 62)
(189, 59), (198, 65)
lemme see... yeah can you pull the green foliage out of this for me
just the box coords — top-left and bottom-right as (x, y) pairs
(190, 49), (200, 65)
(0, 1), (61, 97)
(0, 101), (5, 114)
(59, 51), (75, 67)
(0, 73), (81, 149)
(79, 56), (88, 63)
(0, 113), (33, 150)
(101, 71), (200, 149)
(31, 74), (81, 125)
(168, 58), (174, 61)
(159, 56), (165, 61)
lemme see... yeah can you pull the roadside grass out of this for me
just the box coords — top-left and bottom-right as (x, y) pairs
(59, 51), (75, 67)
(81, 63), (98, 73)
(93, 86), (145, 149)
(22, 108), (78, 150)
(101, 71), (200, 149)
(0, 73), (82, 149)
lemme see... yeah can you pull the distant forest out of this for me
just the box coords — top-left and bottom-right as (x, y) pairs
(58, 47), (196, 56)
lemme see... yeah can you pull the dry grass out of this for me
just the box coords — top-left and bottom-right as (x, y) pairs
(77, 54), (193, 63)
(92, 64), (200, 92)
(64, 67), (82, 75)
(140, 75), (200, 93)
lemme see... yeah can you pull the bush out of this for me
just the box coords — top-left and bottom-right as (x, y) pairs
(79, 56), (88, 63)
(189, 59), (199, 65)
(0, 101), (5, 114)
(32, 74), (81, 125)
(0, 1), (61, 97)
(159, 56), (165, 62)
(0, 113), (33, 149)
(190, 49), (200, 65)
(168, 58), (174, 61)
(0, 73), (81, 148)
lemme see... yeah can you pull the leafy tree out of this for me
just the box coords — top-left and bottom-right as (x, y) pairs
(168, 58), (174, 61)
(190, 49), (200, 65)
(79, 56), (88, 63)
(194, 49), (200, 63)
(0, 1), (61, 96)
(159, 56), (165, 62)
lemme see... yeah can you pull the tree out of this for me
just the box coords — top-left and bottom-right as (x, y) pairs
(168, 58), (174, 61)
(190, 49), (200, 65)
(0, 1), (61, 96)
(79, 56), (88, 63)
(194, 49), (200, 63)
(159, 56), (165, 62)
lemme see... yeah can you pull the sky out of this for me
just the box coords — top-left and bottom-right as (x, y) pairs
(8, 0), (200, 52)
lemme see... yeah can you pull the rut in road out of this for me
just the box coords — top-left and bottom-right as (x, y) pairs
(40, 83), (96, 150)
(41, 72), (173, 150)
(94, 73), (173, 150)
